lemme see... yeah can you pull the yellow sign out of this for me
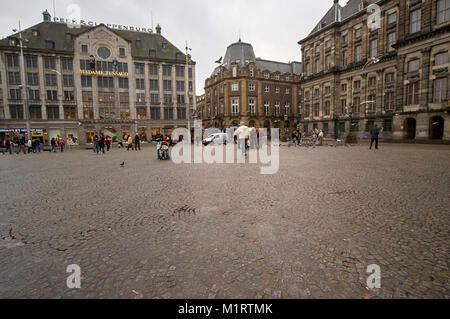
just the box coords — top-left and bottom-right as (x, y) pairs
(32, 132), (44, 137)
(80, 70), (129, 77)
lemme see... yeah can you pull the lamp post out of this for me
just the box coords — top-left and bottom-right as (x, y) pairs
(185, 42), (192, 139)
(16, 22), (31, 140)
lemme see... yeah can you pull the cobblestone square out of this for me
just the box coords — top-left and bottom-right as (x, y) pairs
(0, 143), (449, 299)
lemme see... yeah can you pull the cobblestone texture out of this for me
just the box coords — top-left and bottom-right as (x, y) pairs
(0, 143), (449, 299)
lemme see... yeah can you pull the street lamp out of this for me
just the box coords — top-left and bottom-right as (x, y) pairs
(185, 42), (192, 139)
(15, 22), (31, 140)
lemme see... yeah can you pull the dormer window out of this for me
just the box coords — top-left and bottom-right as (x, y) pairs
(65, 33), (73, 40)
(149, 49), (156, 58)
(8, 38), (17, 46)
(32, 29), (40, 37)
(136, 40), (142, 47)
(162, 42), (168, 50)
(176, 52), (183, 60)
(45, 40), (55, 50)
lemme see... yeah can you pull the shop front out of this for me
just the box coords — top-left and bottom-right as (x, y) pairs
(0, 128), (45, 143)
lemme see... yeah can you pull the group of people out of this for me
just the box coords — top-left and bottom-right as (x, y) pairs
(50, 137), (67, 152)
(92, 134), (112, 154)
(1, 137), (47, 154)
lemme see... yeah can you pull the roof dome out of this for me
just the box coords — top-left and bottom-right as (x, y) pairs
(223, 40), (256, 69)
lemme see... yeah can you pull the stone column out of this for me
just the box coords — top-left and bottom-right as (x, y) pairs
(73, 57), (83, 120)
(92, 75), (99, 120)
(420, 48), (431, 111)
(56, 57), (64, 119)
(144, 63), (150, 119)
(0, 52), (11, 119)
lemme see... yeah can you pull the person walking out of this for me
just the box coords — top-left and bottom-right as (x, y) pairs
(67, 137), (73, 150)
(58, 138), (65, 152)
(106, 137), (111, 152)
(51, 138), (57, 153)
(99, 134), (105, 154)
(312, 130), (318, 147)
(291, 131), (297, 147)
(127, 135), (133, 151)
(134, 134), (141, 151)
(318, 130), (324, 145)
(93, 134), (99, 154)
(5, 138), (12, 155)
(16, 138), (26, 154)
(233, 121), (250, 156)
(27, 139), (33, 153)
(369, 124), (381, 150)
(297, 130), (302, 146)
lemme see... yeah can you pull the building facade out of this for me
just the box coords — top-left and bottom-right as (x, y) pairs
(201, 40), (302, 137)
(0, 10), (196, 144)
(298, 0), (449, 141)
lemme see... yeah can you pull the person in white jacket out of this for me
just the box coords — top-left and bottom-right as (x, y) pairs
(234, 121), (249, 156)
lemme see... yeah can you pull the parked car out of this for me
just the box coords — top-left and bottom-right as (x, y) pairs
(203, 133), (229, 146)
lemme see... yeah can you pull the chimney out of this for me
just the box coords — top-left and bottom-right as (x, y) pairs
(156, 24), (161, 35)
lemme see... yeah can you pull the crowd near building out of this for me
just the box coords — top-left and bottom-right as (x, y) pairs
(0, 10), (196, 145)
(198, 0), (449, 141)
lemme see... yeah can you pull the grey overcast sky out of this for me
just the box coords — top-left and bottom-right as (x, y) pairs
(0, 0), (337, 95)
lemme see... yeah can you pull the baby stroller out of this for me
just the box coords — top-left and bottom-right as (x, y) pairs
(159, 141), (170, 160)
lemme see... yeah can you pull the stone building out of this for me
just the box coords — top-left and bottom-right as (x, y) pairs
(298, 0), (449, 141)
(0, 10), (196, 144)
(202, 40), (302, 137)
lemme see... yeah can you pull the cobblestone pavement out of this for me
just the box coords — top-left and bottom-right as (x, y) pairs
(0, 142), (449, 299)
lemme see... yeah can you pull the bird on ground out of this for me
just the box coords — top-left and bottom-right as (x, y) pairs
(120, 162), (125, 167)
(215, 56), (222, 64)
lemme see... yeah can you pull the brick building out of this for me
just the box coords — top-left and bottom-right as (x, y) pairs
(201, 40), (302, 137)
(298, 0), (449, 141)
(0, 10), (196, 144)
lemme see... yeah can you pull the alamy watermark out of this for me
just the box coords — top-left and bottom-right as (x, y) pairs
(169, 121), (280, 175)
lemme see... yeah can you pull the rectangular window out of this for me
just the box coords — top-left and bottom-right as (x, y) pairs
(46, 90), (57, 100)
(435, 52), (449, 66)
(149, 79), (159, 90)
(176, 81), (185, 92)
(30, 105), (42, 120)
(150, 107), (160, 120)
(353, 97), (361, 113)
(385, 73), (395, 84)
(135, 63), (145, 75)
(387, 12), (397, 24)
(63, 91), (74, 101)
(324, 101), (330, 116)
(61, 58), (73, 70)
(149, 64), (159, 75)
(45, 74), (57, 86)
(370, 39), (378, 58)
(275, 102), (280, 115)
(249, 83), (255, 91)
(81, 44), (88, 53)
(163, 80), (172, 91)
(342, 34), (348, 45)
(387, 32), (396, 52)
(264, 85), (269, 93)
(163, 65), (172, 76)
(383, 119), (393, 132)
(64, 106), (76, 120)
(118, 77), (129, 89)
(176, 66), (185, 77)
(410, 9), (421, 33)
(164, 94), (172, 103)
(6, 54), (19, 67)
(63, 74), (73, 87)
(249, 99), (256, 114)
(43, 56), (56, 69)
(264, 101), (270, 115)
(9, 105), (24, 119)
(28, 89), (40, 100)
(315, 58), (320, 73)
(150, 93), (159, 104)
(355, 28), (362, 39)
(313, 103), (319, 117)
(189, 68), (193, 79)
(46, 106), (59, 119)
(368, 76), (377, 87)
(407, 82), (419, 105)
(324, 86), (331, 95)
(231, 83), (239, 91)
(83, 107), (94, 119)
(341, 83), (347, 92)
(136, 78), (145, 90)
(342, 51), (348, 67)
(385, 92), (395, 110)
(437, 0), (450, 24)
(164, 107), (174, 119)
(119, 47), (126, 56)
(8, 72), (21, 85)
(81, 75), (92, 87)
(98, 77), (114, 88)
(177, 108), (186, 120)
(354, 80), (361, 90)
(25, 55), (38, 68)
(408, 59), (420, 72)
(433, 78), (448, 102)
(341, 99), (347, 114)
(355, 45), (362, 62)
(177, 94), (185, 104)
(275, 87), (280, 94)
(27, 73), (39, 86)
(231, 99), (239, 114)
(367, 94), (376, 112)
(136, 93), (145, 103)
(325, 55), (331, 70)
(82, 91), (93, 102)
